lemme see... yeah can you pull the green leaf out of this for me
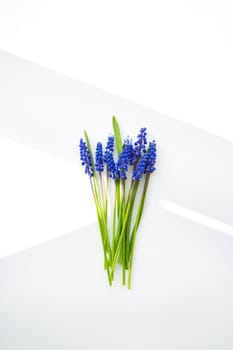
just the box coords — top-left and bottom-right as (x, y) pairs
(112, 116), (123, 156)
(84, 129), (94, 167)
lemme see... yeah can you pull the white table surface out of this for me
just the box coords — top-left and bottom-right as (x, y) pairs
(0, 50), (233, 350)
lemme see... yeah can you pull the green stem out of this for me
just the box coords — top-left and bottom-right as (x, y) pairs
(105, 170), (109, 223)
(99, 172), (104, 204)
(98, 172), (112, 263)
(112, 182), (117, 257)
(115, 179), (121, 217)
(111, 182), (137, 272)
(110, 183), (117, 280)
(122, 233), (126, 285)
(99, 172), (106, 219)
(90, 179), (112, 286)
(128, 174), (151, 289)
(125, 180), (139, 268)
(121, 178), (126, 283)
(114, 198), (124, 265)
(96, 213), (112, 286)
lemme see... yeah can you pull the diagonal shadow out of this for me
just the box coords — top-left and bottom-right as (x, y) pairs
(0, 49), (233, 238)
(0, 49), (232, 165)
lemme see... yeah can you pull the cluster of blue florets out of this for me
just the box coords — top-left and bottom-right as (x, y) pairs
(103, 135), (116, 179)
(116, 139), (133, 179)
(134, 128), (147, 158)
(132, 141), (156, 180)
(79, 128), (156, 180)
(95, 142), (104, 172)
(79, 138), (94, 177)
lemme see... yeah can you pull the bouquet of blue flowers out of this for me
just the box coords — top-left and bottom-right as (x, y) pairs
(79, 116), (157, 288)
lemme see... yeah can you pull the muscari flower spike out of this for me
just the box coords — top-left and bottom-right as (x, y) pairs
(104, 151), (117, 179)
(79, 138), (94, 177)
(103, 135), (118, 179)
(105, 135), (114, 153)
(127, 138), (137, 166)
(116, 139), (134, 179)
(95, 142), (104, 172)
(103, 134), (114, 162)
(144, 140), (156, 174)
(133, 140), (157, 181)
(134, 127), (147, 158)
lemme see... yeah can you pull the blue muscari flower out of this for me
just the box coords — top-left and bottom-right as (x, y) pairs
(116, 139), (133, 179)
(133, 140), (156, 181)
(144, 140), (156, 174)
(79, 138), (94, 177)
(103, 135), (117, 178)
(107, 135), (114, 152)
(103, 135), (114, 162)
(127, 139), (137, 166)
(134, 127), (147, 158)
(95, 142), (104, 172)
(105, 151), (117, 179)
(132, 153), (148, 181)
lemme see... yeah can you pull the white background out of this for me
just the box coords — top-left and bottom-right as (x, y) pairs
(0, 50), (233, 350)
(0, 3), (233, 349)
(0, 52), (233, 349)
(0, 0), (232, 141)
